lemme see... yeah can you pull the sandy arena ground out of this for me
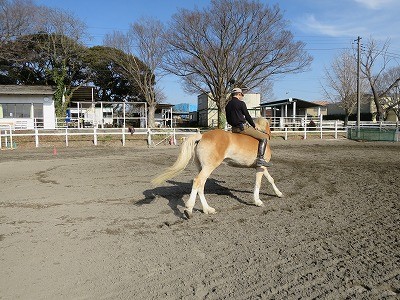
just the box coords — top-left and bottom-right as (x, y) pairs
(0, 138), (399, 299)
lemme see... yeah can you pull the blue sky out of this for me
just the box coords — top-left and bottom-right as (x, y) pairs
(35, 0), (400, 105)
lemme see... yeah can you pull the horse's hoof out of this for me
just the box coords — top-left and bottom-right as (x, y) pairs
(277, 192), (284, 198)
(255, 201), (264, 207)
(184, 209), (192, 219)
(204, 207), (216, 215)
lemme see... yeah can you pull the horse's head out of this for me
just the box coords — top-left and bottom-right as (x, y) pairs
(255, 118), (271, 139)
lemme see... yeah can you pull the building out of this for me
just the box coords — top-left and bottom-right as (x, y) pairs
(66, 86), (147, 128)
(172, 103), (198, 126)
(261, 98), (324, 118)
(154, 103), (173, 127)
(326, 96), (376, 121)
(68, 87), (173, 128)
(0, 85), (56, 129)
(0, 85), (173, 130)
(306, 101), (328, 117)
(260, 98), (323, 129)
(197, 92), (261, 127)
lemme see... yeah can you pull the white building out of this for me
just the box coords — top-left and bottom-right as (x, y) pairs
(0, 85), (56, 129)
(0, 85), (151, 129)
(197, 92), (262, 127)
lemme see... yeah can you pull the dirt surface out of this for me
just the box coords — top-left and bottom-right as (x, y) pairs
(1, 139), (399, 299)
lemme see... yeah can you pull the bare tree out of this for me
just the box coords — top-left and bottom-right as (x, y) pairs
(322, 49), (368, 125)
(34, 7), (89, 116)
(0, 0), (39, 63)
(35, 6), (87, 42)
(0, 0), (37, 43)
(379, 66), (400, 120)
(163, 0), (312, 128)
(1, 1), (89, 117)
(104, 18), (167, 127)
(361, 38), (400, 121)
(257, 80), (275, 103)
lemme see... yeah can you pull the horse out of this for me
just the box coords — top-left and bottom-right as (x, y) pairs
(152, 118), (283, 219)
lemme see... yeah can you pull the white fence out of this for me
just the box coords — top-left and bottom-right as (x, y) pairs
(347, 120), (400, 128)
(2, 118), (399, 150)
(0, 127), (200, 149)
(271, 120), (347, 140)
(347, 121), (400, 142)
(0, 124), (14, 149)
(266, 116), (347, 140)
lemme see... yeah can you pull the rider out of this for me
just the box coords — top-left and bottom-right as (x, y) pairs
(225, 87), (272, 168)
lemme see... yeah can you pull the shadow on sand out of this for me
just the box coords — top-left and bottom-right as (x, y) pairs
(137, 178), (265, 219)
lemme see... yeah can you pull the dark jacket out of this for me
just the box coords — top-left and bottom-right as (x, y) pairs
(225, 97), (256, 128)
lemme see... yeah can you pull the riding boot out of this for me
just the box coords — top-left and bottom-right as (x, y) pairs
(256, 139), (273, 167)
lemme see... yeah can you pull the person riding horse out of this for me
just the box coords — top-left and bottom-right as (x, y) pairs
(152, 117), (281, 218)
(225, 87), (272, 168)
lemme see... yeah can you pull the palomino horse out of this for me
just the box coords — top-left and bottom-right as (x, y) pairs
(152, 118), (283, 219)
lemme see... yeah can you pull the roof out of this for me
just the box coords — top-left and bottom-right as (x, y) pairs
(260, 98), (322, 109)
(312, 100), (329, 106)
(70, 86), (98, 102)
(0, 85), (55, 95)
(157, 103), (174, 109)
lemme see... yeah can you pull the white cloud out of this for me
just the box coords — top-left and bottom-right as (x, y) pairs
(302, 14), (363, 37)
(353, 0), (395, 9)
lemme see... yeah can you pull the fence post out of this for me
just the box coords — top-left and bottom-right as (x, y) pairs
(147, 128), (152, 146)
(303, 122), (307, 140)
(122, 127), (126, 146)
(65, 128), (69, 147)
(284, 127), (288, 140)
(35, 129), (39, 147)
(320, 115), (323, 139)
(9, 128), (13, 149)
(5, 130), (8, 148)
(93, 127), (97, 146)
(334, 120), (338, 139)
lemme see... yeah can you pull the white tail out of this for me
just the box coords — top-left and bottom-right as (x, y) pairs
(152, 133), (202, 186)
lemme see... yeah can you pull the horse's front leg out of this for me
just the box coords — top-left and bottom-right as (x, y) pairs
(198, 182), (216, 215)
(253, 168), (264, 206)
(263, 168), (283, 198)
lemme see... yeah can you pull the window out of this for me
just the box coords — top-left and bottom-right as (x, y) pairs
(16, 103), (30, 118)
(33, 103), (43, 118)
(2, 103), (32, 118)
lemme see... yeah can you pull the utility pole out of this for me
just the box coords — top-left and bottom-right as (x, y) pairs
(356, 36), (361, 131)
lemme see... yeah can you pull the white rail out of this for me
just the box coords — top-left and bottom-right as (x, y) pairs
(3, 120), (398, 149)
(7, 127), (200, 148)
(271, 120), (347, 140)
(0, 124), (14, 149)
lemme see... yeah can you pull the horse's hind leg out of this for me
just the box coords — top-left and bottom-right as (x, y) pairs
(184, 187), (198, 219)
(184, 157), (203, 219)
(184, 167), (216, 218)
(263, 168), (283, 197)
(197, 172), (216, 215)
